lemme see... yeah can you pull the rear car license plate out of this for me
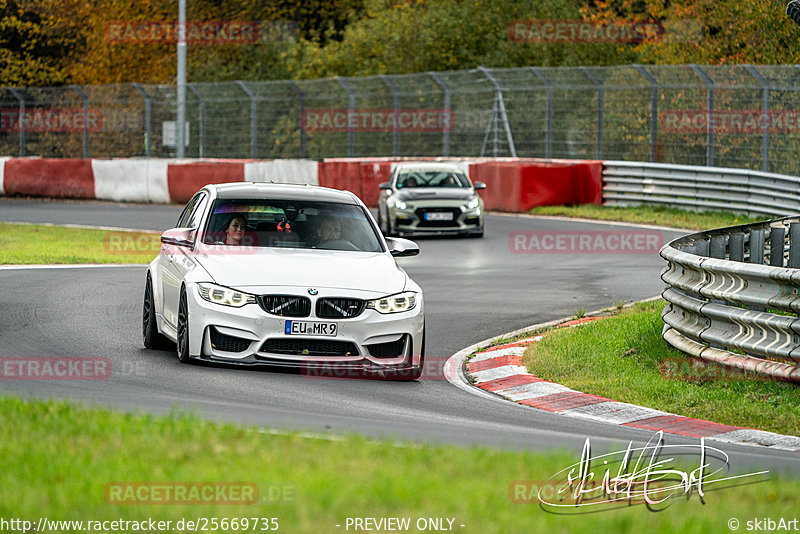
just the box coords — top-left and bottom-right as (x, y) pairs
(285, 320), (338, 336)
(424, 212), (454, 221)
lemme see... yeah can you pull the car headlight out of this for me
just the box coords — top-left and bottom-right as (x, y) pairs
(466, 197), (480, 210)
(394, 199), (408, 210)
(198, 282), (257, 308)
(366, 291), (417, 314)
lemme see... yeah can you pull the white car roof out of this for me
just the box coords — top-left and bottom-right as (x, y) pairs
(209, 182), (360, 204)
(394, 162), (466, 173)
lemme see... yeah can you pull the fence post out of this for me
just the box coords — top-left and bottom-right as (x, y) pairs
(689, 64), (715, 167)
(132, 83), (152, 157)
(478, 66), (517, 157)
(634, 65), (658, 162)
(8, 88), (25, 157)
(744, 65), (770, 173)
(236, 81), (257, 159)
(71, 85), (90, 158)
(186, 84), (204, 158)
(428, 72), (450, 157)
(287, 81), (305, 158)
(335, 77), (355, 158)
(379, 74), (400, 157)
(529, 67), (552, 159)
(580, 67), (604, 159)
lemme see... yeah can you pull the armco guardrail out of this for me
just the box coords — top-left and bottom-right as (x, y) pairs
(604, 161), (800, 218)
(660, 217), (800, 381)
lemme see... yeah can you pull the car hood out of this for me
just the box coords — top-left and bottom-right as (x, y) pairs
(395, 188), (475, 201)
(194, 248), (407, 294)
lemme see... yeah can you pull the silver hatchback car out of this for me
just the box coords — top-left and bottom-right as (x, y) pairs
(377, 162), (486, 237)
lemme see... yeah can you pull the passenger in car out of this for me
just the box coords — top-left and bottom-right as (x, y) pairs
(223, 214), (247, 245)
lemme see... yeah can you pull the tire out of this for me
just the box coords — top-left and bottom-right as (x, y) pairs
(176, 287), (193, 363)
(143, 272), (172, 350)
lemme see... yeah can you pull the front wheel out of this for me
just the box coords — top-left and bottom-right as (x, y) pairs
(143, 272), (172, 350)
(176, 288), (192, 363)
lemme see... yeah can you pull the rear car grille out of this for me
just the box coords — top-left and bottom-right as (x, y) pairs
(366, 336), (407, 358)
(415, 208), (461, 227)
(260, 338), (360, 357)
(209, 327), (252, 353)
(316, 298), (365, 318)
(258, 295), (311, 317)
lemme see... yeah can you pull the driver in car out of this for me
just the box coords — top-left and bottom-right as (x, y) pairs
(317, 216), (342, 243)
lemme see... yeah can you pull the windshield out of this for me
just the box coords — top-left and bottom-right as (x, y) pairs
(202, 199), (383, 252)
(396, 170), (471, 189)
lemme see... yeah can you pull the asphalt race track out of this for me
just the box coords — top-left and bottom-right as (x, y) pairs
(1, 197), (798, 476)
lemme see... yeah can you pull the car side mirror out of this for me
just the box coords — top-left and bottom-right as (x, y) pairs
(379, 182), (393, 190)
(473, 181), (487, 190)
(161, 228), (196, 249)
(386, 237), (420, 257)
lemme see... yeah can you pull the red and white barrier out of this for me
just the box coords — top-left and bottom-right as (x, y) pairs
(0, 157), (9, 196)
(0, 156), (602, 211)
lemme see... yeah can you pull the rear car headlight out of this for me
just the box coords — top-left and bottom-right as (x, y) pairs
(366, 291), (417, 314)
(198, 283), (257, 308)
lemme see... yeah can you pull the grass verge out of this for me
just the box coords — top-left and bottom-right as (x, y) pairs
(0, 223), (158, 264)
(529, 205), (767, 231)
(522, 300), (800, 436)
(1, 395), (798, 532)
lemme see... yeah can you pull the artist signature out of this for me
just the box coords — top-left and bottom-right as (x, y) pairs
(539, 431), (768, 509)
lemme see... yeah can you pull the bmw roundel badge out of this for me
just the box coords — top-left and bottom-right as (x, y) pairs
(308, 288), (318, 295)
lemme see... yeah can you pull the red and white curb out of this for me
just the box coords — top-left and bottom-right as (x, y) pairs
(445, 315), (800, 452)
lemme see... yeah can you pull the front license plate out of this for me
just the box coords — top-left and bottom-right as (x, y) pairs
(424, 212), (454, 221)
(285, 320), (338, 336)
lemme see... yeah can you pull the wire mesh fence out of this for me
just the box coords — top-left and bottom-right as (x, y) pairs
(3, 64), (800, 175)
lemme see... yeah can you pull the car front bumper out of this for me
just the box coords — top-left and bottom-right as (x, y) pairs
(184, 284), (424, 371)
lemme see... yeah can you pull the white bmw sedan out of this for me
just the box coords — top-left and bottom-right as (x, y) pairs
(143, 182), (425, 380)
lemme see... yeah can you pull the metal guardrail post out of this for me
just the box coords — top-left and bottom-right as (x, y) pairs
(70, 85), (90, 158)
(790, 223), (800, 268)
(749, 229), (765, 264)
(7, 88), (25, 157)
(770, 227), (785, 267)
(335, 77), (355, 157)
(709, 235), (727, 259)
(729, 233), (745, 262)
(428, 72), (450, 157)
(379, 75), (400, 157)
(529, 67), (552, 159)
(287, 81), (305, 158)
(689, 64), (715, 167)
(236, 81), (257, 159)
(186, 84), (205, 158)
(131, 83), (152, 157)
(478, 66), (517, 157)
(744, 65), (770, 172)
(633, 65), (658, 162)
(580, 67), (604, 159)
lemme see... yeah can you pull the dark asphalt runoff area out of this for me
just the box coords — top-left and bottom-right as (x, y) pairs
(1, 197), (798, 476)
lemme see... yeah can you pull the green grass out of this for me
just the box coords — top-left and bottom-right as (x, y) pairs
(522, 300), (800, 436)
(1, 395), (798, 533)
(529, 205), (767, 231)
(0, 223), (158, 264)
